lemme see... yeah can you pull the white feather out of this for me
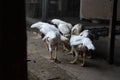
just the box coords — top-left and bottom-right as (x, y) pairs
(40, 25), (59, 35)
(58, 23), (71, 36)
(31, 21), (59, 35)
(79, 30), (90, 37)
(71, 23), (83, 35)
(51, 19), (73, 29)
(70, 29), (95, 50)
(30, 21), (46, 29)
(60, 35), (69, 42)
(42, 31), (60, 52)
(70, 35), (83, 45)
(70, 36), (95, 50)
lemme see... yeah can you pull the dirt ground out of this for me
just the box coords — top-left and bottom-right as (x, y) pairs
(27, 29), (120, 80)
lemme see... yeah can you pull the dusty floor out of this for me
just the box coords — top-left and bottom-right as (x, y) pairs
(27, 30), (120, 80)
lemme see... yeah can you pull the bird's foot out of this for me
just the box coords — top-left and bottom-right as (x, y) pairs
(80, 63), (85, 67)
(70, 57), (78, 64)
(54, 59), (61, 63)
(70, 60), (77, 64)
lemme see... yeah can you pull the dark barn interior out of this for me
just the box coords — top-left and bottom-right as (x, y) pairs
(26, 0), (80, 18)
(1, 0), (120, 80)
(26, 0), (120, 64)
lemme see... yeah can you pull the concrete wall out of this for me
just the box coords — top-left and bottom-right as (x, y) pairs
(80, 0), (120, 20)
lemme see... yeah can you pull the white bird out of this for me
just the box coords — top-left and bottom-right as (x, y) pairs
(71, 23), (98, 41)
(69, 35), (95, 66)
(69, 28), (95, 66)
(51, 19), (73, 29)
(70, 37), (95, 50)
(31, 21), (59, 34)
(42, 30), (69, 63)
(71, 23), (95, 40)
(42, 31), (61, 62)
(79, 29), (98, 42)
(39, 24), (59, 35)
(70, 29), (95, 53)
(57, 23), (71, 37)
(30, 21), (59, 38)
(50, 19), (73, 51)
(30, 21), (46, 29)
(36, 22), (70, 52)
(71, 23), (84, 35)
(69, 31), (95, 53)
(31, 21), (70, 62)
(69, 29), (90, 55)
(79, 30), (90, 37)
(50, 19), (73, 37)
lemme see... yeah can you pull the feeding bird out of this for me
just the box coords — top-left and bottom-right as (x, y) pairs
(69, 24), (96, 66)
(42, 30), (61, 62)
(69, 35), (95, 66)
(49, 19), (73, 51)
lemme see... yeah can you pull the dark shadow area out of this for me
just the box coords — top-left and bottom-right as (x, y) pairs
(0, 0), (27, 80)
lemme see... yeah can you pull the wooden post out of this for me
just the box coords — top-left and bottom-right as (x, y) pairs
(108, 0), (118, 64)
(0, 0), (27, 80)
(42, 0), (48, 21)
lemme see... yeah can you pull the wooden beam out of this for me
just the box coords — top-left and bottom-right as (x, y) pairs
(108, 0), (118, 64)
(0, 0), (27, 80)
(42, 0), (48, 21)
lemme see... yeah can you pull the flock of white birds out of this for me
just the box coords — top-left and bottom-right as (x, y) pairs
(30, 19), (96, 67)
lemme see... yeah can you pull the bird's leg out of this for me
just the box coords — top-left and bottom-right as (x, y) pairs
(81, 52), (86, 67)
(87, 50), (93, 59)
(48, 44), (54, 60)
(62, 43), (69, 51)
(42, 37), (48, 50)
(50, 51), (54, 60)
(54, 46), (57, 60)
(68, 46), (74, 55)
(43, 41), (48, 50)
(54, 46), (61, 63)
(42, 36), (49, 51)
(70, 56), (78, 64)
(70, 48), (78, 64)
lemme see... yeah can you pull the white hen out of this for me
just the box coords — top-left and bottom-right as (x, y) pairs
(71, 23), (84, 35)
(58, 23), (71, 37)
(69, 29), (95, 66)
(42, 30), (61, 62)
(51, 19), (73, 29)
(31, 21), (59, 39)
(70, 37), (95, 50)
(31, 21), (59, 34)
(50, 19), (72, 51)
(51, 19), (73, 36)
(31, 21), (47, 29)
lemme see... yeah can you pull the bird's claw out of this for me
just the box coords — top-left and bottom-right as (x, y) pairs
(70, 60), (77, 64)
(80, 63), (85, 67)
(54, 59), (61, 63)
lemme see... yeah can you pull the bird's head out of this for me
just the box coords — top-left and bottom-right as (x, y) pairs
(47, 19), (58, 28)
